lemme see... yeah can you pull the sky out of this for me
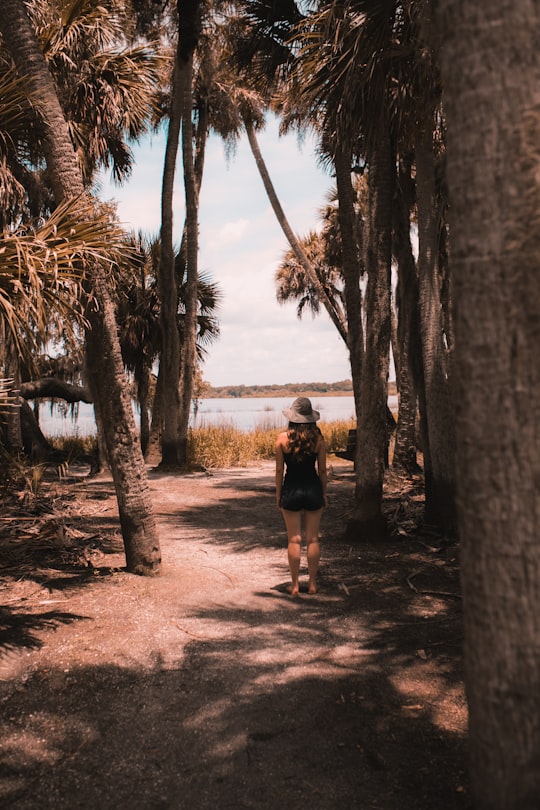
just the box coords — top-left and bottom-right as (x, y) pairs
(98, 116), (352, 388)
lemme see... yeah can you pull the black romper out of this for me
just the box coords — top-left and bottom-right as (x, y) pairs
(280, 451), (324, 512)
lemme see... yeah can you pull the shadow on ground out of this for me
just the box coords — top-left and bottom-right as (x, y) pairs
(0, 463), (469, 809)
(0, 594), (468, 809)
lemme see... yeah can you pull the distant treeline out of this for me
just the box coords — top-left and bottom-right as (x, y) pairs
(205, 380), (397, 398)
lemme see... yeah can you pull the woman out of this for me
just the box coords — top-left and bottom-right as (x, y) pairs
(275, 397), (327, 596)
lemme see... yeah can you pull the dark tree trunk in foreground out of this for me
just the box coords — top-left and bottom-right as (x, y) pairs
(436, 0), (540, 805)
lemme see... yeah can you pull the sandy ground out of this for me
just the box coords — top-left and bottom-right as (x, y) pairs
(0, 459), (470, 809)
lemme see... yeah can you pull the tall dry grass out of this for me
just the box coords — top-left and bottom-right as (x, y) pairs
(187, 418), (355, 468)
(50, 418), (356, 469)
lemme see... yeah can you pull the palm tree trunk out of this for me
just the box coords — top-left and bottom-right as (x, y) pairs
(415, 124), (456, 534)
(436, 0), (540, 805)
(393, 157), (420, 473)
(333, 144), (364, 465)
(158, 38), (184, 466)
(137, 362), (151, 457)
(352, 134), (394, 539)
(244, 118), (348, 343)
(1, 0), (160, 575)
(178, 49), (199, 466)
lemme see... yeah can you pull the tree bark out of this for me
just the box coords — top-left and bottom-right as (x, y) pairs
(0, 0), (160, 575)
(392, 157), (421, 473)
(177, 49), (199, 466)
(333, 143), (366, 522)
(415, 123), (456, 534)
(350, 134), (393, 540)
(436, 0), (540, 805)
(158, 36), (184, 466)
(20, 378), (92, 403)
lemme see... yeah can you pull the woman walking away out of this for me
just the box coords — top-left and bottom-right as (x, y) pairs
(275, 397), (327, 596)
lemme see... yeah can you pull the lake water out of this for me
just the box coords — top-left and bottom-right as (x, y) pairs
(38, 395), (398, 437)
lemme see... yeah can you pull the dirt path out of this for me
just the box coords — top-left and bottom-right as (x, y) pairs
(0, 461), (469, 809)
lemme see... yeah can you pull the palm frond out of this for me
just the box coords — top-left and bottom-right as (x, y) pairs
(0, 194), (132, 364)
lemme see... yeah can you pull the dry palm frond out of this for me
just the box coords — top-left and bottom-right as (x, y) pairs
(0, 194), (133, 365)
(0, 377), (19, 417)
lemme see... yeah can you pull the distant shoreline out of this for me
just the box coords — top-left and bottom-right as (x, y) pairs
(205, 382), (397, 399)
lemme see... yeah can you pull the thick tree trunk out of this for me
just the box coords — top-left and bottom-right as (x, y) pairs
(436, 0), (540, 806)
(85, 277), (160, 574)
(0, 0), (160, 575)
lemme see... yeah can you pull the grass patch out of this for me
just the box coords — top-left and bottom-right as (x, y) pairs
(51, 435), (97, 459)
(187, 419), (355, 468)
(50, 419), (356, 470)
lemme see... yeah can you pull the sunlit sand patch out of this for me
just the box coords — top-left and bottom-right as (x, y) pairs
(390, 668), (467, 734)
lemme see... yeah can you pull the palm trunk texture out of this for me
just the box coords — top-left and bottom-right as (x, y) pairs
(158, 40), (184, 466)
(392, 158), (421, 473)
(415, 124), (456, 534)
(354, 135), (393, 539)
(436, 0), (540, 805)
(178, 50), (199, 466)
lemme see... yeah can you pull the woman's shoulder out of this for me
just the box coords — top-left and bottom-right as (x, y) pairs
(275, 431), (290, 450)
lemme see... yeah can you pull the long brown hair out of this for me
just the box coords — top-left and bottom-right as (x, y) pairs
(286, 423), (321, 461)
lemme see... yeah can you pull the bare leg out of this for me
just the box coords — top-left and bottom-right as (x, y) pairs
(281, 509), (302, 595)
(305, 508), (323, 594)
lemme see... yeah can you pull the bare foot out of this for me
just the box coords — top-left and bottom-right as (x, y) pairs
(287, 584), (299, 597)
(308, 582), (317, 595)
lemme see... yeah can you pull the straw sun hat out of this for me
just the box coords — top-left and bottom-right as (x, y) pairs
(282, 397), (320, 424)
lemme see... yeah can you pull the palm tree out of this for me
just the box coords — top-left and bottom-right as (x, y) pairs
(276, 229), (345, 323)
(281, 0), (397, 538)
(0, 0), (161, 576)
(225, 5), (349, 340)
(157, 0), (203, 468)
(0, 196), (126, 365)
(116, 234), (162, 456)
(115, 232), (221, 459)
(435, 0), (540, 803)
(392, 153), (422, 474)
(27, 0), (165, 184)
(288, 0), (455, 536)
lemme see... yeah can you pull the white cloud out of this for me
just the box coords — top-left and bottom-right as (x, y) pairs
(209, 218), (249, 249)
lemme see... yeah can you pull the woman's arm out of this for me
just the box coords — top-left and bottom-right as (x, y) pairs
(317, 437), (328, 508)
(275, 437), (285, 507)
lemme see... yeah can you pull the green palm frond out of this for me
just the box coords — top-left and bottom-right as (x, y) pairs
(24, 0), (165, 183)
(67, 45), (167, 181)
(289, 0), (439, 157)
